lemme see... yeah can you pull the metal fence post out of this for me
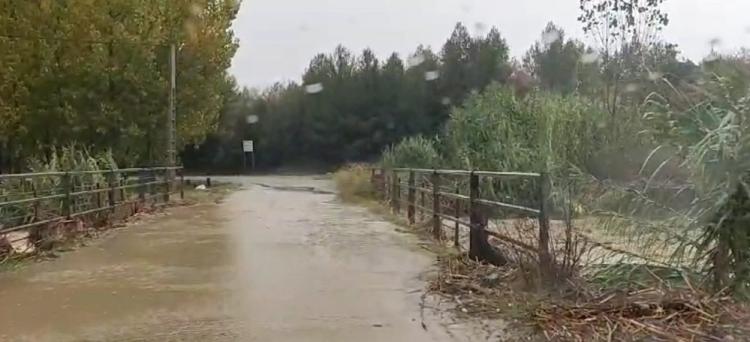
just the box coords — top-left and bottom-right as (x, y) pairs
(148, 169), (156, 205)
(468, 171), (479, 257)
(120, 175), (126, 203)
(31, 182), (39, 220)
(164, 169), (171, 203)
(62, 172), (71, 218)
(538, 172), (553, 283)
(138, 170), (146, 202)
(107, 170), (116, 210)
(431, 170), (441, 240)
(96, 183), (102, 208)
(407, 170), (415, 224)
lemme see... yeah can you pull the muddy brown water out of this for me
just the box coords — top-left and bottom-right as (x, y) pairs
(0, 176), (495, 341)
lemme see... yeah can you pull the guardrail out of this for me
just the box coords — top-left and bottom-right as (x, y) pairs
(370, 167), (554, 280)
(0, 167), (185, 239)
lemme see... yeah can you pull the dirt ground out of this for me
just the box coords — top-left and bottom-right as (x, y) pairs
(0, 175), (503, 341)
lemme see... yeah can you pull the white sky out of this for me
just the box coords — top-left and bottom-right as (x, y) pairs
(230, 0), (750, 88)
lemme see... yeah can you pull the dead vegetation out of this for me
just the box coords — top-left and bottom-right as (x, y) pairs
(426, 243), (750, 341)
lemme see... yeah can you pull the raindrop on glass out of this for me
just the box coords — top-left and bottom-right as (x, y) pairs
(424, 70), (440, 81)
(407, 54), (425, 68)
(246, 115), (259, 124)
(703, 52), (720, 63)
(541, 29), (561, 46)
(189, 3), (202, 16)
(305, 83), (324, 94)
(625, 83), (639, 93)
(441, 97), (452, 105)
(474, 22), (488, 36)
(708, 37), (722, 48)
(581, 51), (599, 64)
(648, 71), (663, 81)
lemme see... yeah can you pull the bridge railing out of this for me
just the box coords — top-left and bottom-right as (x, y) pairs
(371, 167), (555, 281)
(0, 167), (185, 239)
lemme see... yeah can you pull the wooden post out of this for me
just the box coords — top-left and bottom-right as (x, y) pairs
(407, 170), (416, 224)
(62, 172), (71, 218)
(390, 171), (398, 213)
(420, 181), (425, 222)
(468, 171), (480, 258)
(431, 170), (441, 240)
(179, 169), (185, 200)
(454, 183), (460, 248)
(394, 175), (401, 214)
(538, 172), (553, 283)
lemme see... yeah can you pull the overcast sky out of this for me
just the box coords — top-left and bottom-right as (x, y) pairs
(230, 0), (750, 88)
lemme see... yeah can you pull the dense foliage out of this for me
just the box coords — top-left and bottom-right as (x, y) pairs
(0, 0), (239, 171)
(182, 23), (511, 170)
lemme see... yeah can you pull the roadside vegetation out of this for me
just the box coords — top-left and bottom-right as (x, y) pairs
(335, 1), (750, 340)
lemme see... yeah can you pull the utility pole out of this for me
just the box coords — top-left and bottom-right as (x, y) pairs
(167, 43), (177, 174)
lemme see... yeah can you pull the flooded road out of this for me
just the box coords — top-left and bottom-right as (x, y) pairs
(0, 176), (477, 341)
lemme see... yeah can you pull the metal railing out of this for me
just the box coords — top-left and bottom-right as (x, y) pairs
(0, 167), (185, 236)
(371, 167), (554, 279)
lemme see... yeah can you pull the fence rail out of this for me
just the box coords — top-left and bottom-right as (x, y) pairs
(371, 167), (555, 280)
(0, 167), (185, 236)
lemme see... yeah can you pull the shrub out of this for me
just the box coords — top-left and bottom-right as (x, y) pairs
(380, 136), (441, 169)
(333, 163), (375, 202)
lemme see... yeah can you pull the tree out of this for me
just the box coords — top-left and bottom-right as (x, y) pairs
(0, 0), (239, 171)
(523, 22), (583, 94)
(578, 0), (669, 119)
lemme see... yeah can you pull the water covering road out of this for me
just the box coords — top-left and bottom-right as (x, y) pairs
(0, 176), (482, 341)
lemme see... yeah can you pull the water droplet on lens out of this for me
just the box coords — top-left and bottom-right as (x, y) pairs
(246, 115), (259, 124)
(581, 51), (600, 64)
(541, 29), (561, 46)
(305, 83), (324, 94)
(408, 54), (425, 68)
(625, 83), (639, 93)
(474, 22), (487, 35)
(424, 70), (440, 81)
(704, 52), (720, 63)
(441, 97), (452, 105)
(648, 71), (663, 81)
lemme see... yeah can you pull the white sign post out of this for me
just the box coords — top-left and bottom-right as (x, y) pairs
(242, 140), (254, 152)
(242, 140), (255, 172)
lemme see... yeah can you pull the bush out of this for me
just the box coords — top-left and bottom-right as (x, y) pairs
(443, 83), (607, 175)
(333, 164), (375, 202)
(380, 136), (441, 169)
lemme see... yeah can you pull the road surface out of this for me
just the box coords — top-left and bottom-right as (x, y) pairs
(0, 176), (485, 341)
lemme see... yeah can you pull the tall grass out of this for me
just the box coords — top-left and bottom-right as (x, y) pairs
(333, 164), (375, 202)
(381, 136), (441, 169)
(0, 145), (119, 230)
